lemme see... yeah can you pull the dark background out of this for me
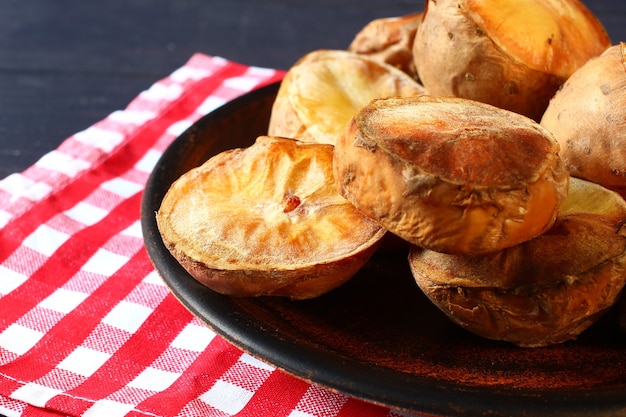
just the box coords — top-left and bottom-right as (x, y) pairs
(0, 0), (625, 179)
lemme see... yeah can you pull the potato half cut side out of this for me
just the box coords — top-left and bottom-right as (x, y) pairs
(156, 136), (386, 300)
(268, 49), (425, 145)
(409, 178), (626, 347)
(413, 0), (611, 120)
(333, 95), (569, 255)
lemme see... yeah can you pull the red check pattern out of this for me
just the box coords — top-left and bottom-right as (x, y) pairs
(0, 54), (422, 417)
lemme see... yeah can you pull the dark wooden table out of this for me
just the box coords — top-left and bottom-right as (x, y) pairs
(0, 0), (625, 180)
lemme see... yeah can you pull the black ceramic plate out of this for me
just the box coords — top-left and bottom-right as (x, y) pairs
(141, 82), (626, 417)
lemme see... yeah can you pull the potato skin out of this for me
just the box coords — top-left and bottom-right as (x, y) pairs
(541, 43), (626, 198)
(413, 0), (611, 121)
(333, 95), (569, 256)
(164, 239), (381, 300)
(409, 179), (626, 347)
(348, 13), (423, 80)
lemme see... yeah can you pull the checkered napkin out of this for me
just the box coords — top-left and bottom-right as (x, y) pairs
(0, 54), (419, 417)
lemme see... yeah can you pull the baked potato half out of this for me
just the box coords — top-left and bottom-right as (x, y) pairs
(409, 178), (626, 347)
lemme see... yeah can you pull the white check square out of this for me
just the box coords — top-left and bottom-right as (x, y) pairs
(197, 96), (226, 114)
(240, 353), (274, 371)
(0, 173), (52, 202)
(248, 66), (276, 77)
(0, 324), (44, 355)
(22, 224), (70, 257)
(128, 366), (180, 391)
(142, 270), (166, 286)
(109, 109), (156, 125)
(120, 220), (143, 238)
(23, 181), (53, 202)
(200, 380), (254, 415)
(134, 149), (162, 173)
(171, 66), (211, 82)
(224, 75), (262, 91)
(0, 266), (28, 296)
(0, 209), (11, 228)
(57, 346), (111, 377)
(0, 174), (52, 201)
(10, 383), (62, 407)
(39, 288), (88, 314)
(100, 178), (143, 198)
(140, 83), (183, 101)
(81, 248), (129, 276)
(64, 201), (109, 226)
(0, 173), (34, 195)
(102, 301), (153, 333)
(82, 399), (135, 417)
(171, 323), (216, 352)
(36, 151), (90, 178)
(288, 412), (315, 417)
(166, 120), (193, 136)
(73, 127), (125, 152)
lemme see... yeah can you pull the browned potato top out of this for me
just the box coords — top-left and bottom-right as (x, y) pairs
(333, 95), (569, 255)
(357, 96), (556, 187)
(465, 0), (611, 77)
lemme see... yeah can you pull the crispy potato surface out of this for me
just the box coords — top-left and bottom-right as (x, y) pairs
(409, 178), (626, 347)
(157, 136), (385, 299)
(412, 0), (611, 120)
(333, 95), (569, 255)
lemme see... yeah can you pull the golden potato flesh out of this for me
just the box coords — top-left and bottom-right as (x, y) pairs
(412, 0), (611, 121)
(541, 43), (626, 198)
(268, 49), (425, 145)
(409, 178), (626, 347)
(333, 95), (569, 256)
(348, 13), (423, 80)
(156, 136), (385, 299)
(466, 0), (610, 77)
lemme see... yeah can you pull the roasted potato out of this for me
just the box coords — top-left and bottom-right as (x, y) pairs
(157, 136), (385, 299)
(333, 95), (569, 255)
(409, 178), (626, 347)
(541, 42), (626, 198)
(348, 13), (423, 80)
(268, 49), (425, 145)
(412, 0), (611, 120)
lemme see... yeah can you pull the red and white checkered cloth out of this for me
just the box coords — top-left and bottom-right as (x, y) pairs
(0, 54), (421, 417)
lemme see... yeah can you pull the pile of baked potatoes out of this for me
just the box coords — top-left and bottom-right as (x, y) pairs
(157, 0), (626, 347)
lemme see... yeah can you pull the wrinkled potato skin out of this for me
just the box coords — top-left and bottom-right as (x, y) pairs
(166, 238), (381, 300)
(413, 0), (559, 121)
(333, 95), (569, 256)
(541, 43), (626, 198)
(412, 0), (610, 121)
(409, 179), (626, 347)
(348, 13), (423, 80)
